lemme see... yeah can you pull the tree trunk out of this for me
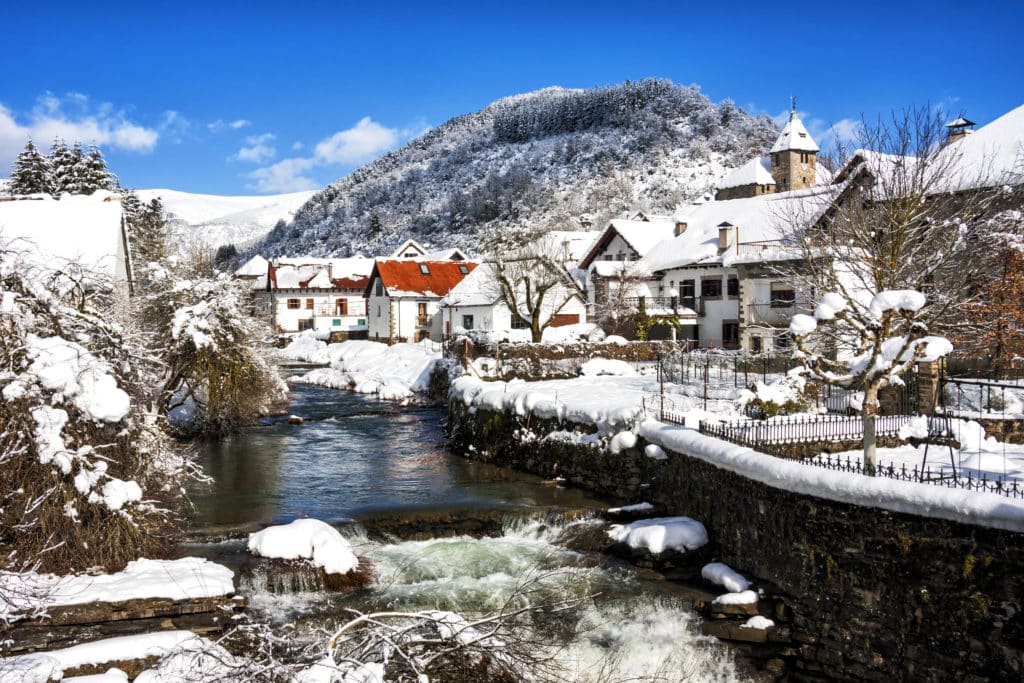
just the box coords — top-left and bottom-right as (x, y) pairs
(863, 386), (880, 476)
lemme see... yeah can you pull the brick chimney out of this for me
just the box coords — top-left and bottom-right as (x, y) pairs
(718, 221), (735, 253)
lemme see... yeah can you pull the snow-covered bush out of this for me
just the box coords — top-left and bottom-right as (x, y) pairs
(141, 259), (287, 435)
(0, 247), (186, 573)
(737, 367), (812, 419)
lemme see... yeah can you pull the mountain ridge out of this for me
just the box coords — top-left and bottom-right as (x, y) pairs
(260, 79), (780, 258)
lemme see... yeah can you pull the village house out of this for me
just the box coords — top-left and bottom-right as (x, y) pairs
(233, 256), (374, 337)
(365, 259), (478, 343)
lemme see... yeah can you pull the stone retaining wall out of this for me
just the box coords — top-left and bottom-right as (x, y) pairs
(452, 340), (677, 381)
(447, 401), (1024, 680)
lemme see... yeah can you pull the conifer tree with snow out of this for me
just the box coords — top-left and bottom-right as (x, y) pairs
(48, 139), (82, 196)
(77, 144), (116, 192)
(7, 139), (52, 195)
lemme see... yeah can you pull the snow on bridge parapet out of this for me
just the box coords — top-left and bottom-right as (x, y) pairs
(638, 419), (1024, 533)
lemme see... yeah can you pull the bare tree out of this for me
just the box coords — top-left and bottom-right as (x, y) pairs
(781, 106), (1008, 473)
(486, 228), (584, 343)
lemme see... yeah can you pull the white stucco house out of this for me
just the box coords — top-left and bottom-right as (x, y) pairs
(438, 262), (588, 339)
(257, 257), (373, 337)
(365, 259), (478, 343)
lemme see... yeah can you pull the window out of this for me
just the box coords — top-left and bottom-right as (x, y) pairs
(459, 265), (469, 274)
(287, 298), (300, 309)
(376, 305), (381, 318)
(776, 332), (793, 351)
(358, 318), (366, 326)
(336, 298), (347, 315)
(462, 315), (474, 330)
(510, 317), (529, 329)
(722, 321), (739, 348)
(751, 335), (763, 353)
(417, 302), (429, 326)
(332, 319), (341, 327)
(305, 298), (314, 309)
(680, 279), (695, 298)
(603, 254), (612, 261)
(727, 277), (739, 297)
(770, 287), (796, 308)
(701, 278), (722, 298)
(419, 263), (430, 275)
(298, 319), (314, 331)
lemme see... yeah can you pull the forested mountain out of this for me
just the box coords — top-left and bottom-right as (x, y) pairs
(261, 79), (780, 257)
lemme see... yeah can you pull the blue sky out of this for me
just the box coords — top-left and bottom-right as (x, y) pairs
(2, 0), (1021, 195)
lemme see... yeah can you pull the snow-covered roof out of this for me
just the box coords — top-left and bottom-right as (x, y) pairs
(235, 254), (269, 277)
(392, 238), (427, 258)
(946, 116), (976, 128)
(370, 259), (478, 298)
(0, 191), (130, 285)
(268, 257), (373, 291)
(934, 103), (1024, 192)
(546, 229), (601, 264)
(718, 158), (775, 189)
(770, 111), (820, 154)
(638, 186), (836, 272)
(579, 218), (677, 268)
(439, 263), (499, 307)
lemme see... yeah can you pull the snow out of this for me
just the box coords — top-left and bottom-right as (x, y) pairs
(0, 634), (196, 679)
(639, 419), (1024, 532)
(813, 292), (847, 320)
(579, 358), (637, 377)
(286, 339), (440, 401)
(770, 111), (820, 153)
(741, 616), (775, 630)
(0, 191), (127, 282)
(295, 658), (385, 683)
(609, 430), (638, 453)
(718, 158), (774, 189)
(933, 103), (1024, 192)
(136, 188), (315, 249)
(712, 590), (759, 606)
(14, 334), (131, 423)
(606, 516), (708, 554)
(702, 562), (751, 593)
(867, 290), (926, 319)
(0, 558), (235, 620)
(788, 313), (817, 337)
(644, 443), (668, 460)
(248, 518), (359, 575)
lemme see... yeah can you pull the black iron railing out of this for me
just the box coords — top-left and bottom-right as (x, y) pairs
(694, 414), (951, 447)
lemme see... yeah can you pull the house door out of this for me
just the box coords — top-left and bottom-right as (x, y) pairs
(336, 298), (347, 315)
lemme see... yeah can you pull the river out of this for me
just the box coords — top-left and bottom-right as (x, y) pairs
(184, 383), (742, 682)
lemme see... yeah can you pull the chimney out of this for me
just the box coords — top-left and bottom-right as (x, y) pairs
(718, 221), (735, 253)
(674, 221), (687, 236)
(945, 116), (976, 146)
(579, 216), (593, 230)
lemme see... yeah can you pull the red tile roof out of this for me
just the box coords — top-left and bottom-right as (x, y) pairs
(369, 260), (477, 298)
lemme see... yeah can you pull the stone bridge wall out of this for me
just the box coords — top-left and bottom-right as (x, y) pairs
(446, 401), (1024, 681)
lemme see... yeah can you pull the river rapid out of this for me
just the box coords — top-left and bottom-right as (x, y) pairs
(184, 384), (741, 682)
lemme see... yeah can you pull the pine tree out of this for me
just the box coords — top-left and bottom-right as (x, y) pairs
(49, 139), (79, 196)
(77, 145), (115, 193)
(7, 140), (52, 195)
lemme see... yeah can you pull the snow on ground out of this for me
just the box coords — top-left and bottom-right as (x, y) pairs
(248, 519), (358, 575)
(0, 558), (234, 621)
(0, 631), (231, 683)
(579, 358), (637, 377)
(701, 562), (751, 593)
(606, 517), (708, 554)
(282, 336), (440, 401)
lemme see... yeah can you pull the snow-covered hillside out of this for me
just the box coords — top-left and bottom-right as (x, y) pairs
(261, 79), (779, 259)
(137, 188), (316, 250)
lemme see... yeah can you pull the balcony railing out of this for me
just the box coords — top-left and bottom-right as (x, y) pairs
(734, 240), (799, 259)
(624, 296), (704, 316)
(416, 314), (430, 327)
(314, 305), (367, 317)
(745, 300), (810, 326)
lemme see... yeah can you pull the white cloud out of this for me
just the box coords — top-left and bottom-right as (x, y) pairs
(230, 119), (250, 129)
(244, 116), (428, 194)
(245, 157), (317, 193)
(159, 110), (190, 143)
(208, 118), (251, 132)
(314, 117), (399, 165)
(0, 93), (159, 168)
(233, 133), (277, 164)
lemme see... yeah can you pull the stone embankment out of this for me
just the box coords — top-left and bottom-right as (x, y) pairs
(447, 399), (1024, 681)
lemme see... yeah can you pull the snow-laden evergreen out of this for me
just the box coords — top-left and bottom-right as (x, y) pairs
(261, 79), (779, 257)
(7, 140), (51, 195)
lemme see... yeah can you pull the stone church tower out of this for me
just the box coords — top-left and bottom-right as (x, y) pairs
(769, 106), (819, 192)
